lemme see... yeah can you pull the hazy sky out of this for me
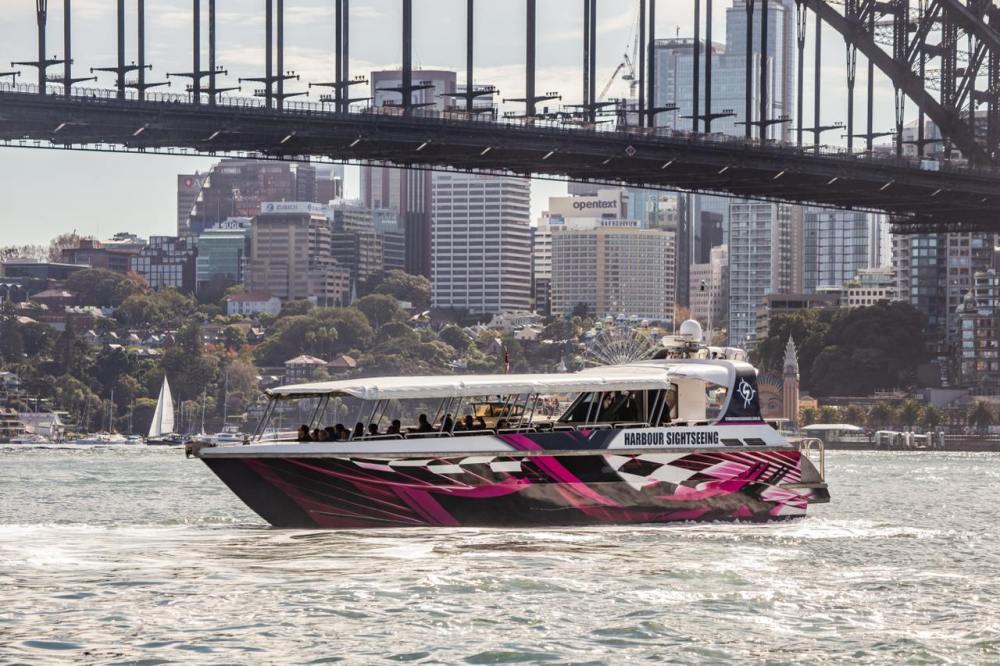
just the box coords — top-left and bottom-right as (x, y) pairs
(0, 0), (899, 246)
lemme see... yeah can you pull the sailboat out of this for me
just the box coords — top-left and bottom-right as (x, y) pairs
(147, 376), (184, 446)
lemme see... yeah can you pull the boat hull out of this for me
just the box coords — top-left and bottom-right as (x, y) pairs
(201, 448), (824, 529)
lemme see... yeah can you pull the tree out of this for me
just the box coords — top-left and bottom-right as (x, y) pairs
(278, 299), (314, 318)
(222, 326), (247, 352)
(867, 403), (892, 430)
(66, 268), (146, 308)
(843, 404), (865, 426)
(0, 301), (24, 362)
(818, 405), (841, 423)
(438, 325), (471, 353)
(755, 303), (928, 397)
(373, 270), (432, 310)
(354, 294), (404, 330)
(897, 399), (923, 430)
(800, 407), (818, 426)
(253, 315), (339, 366)
(967, 401), (994, 432)
(922, 405), (943, 430)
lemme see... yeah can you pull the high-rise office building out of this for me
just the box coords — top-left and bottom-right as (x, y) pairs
(131, 236), (198, 292)
(246, 202), (350, 307)
(187, 160), (321, 237)
(551, 222), (676, 322)
(327, 200), (384, 285)
(803, 209), (877, 293)
(373, 209), (406, 273)
(431, 173), (532, 315)
(195, 218), (252, 292)
(177, 174), (206, 236)
(894, 232), (996, 361)
(361, 69), (459, 279)
(689, 245), (729, 336)
(956, 269), (1000, 390)
(728, 201), (795, 346)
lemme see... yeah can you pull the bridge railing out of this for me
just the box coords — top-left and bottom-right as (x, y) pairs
(1, 81), (994, 179)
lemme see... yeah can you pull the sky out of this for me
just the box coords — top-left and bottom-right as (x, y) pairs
(0, 0), (902, 246)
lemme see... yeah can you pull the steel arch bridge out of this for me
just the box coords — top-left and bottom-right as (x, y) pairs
(2, 0), (1000, 231)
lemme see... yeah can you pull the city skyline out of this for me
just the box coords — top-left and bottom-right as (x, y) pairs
(0, 0), (905, 245)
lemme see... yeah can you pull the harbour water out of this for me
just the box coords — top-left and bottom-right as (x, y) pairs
(1, 447), (999, 664)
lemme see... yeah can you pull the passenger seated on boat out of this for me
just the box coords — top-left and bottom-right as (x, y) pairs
(462, 415), (475, 431)
(297, 425), (312, 442)
(415, 414), (434, 433)
(313, 428), (327, 442)
(324, 426), (337, 441)
(334, 424), (348, 441)
(475, 416), (488, 430)
(496, 419), (508, 430)
(352, 423), (365, 440)
(442, 414), (454, 433)
(387, 419), (402, 435)
(367, 423), (379, 437)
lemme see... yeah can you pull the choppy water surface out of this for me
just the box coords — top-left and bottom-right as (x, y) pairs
(1, 448), (999, 664)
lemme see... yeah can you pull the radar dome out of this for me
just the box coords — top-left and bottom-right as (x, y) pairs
(678, 319), (704, 343)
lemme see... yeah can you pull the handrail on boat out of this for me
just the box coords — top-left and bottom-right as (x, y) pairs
(798, 437), (826, 481)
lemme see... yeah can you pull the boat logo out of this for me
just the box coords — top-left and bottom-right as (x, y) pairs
(737, 378), (756, 408)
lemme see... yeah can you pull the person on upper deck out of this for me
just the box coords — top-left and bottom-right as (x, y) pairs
(463, 415), (475, 431)
(416, 414), (434, 433)
(352, 423), (365, 440)
(387, 419), (402, 435)
(442, 414), (454, 433)
(367, 423), (379, 437)
(297, 425), (311, 442)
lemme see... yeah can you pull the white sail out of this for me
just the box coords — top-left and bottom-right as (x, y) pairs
(148, 377), (176, 438)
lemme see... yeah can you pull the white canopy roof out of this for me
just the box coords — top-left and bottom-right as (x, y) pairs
(267, 361), (738, 401)
(801, 423), (864, 432)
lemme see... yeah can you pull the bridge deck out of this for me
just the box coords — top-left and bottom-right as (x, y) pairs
(1, 86), (997, 228)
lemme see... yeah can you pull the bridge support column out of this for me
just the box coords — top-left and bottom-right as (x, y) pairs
(795, 0), (804, 147)
(193, 0), (201, 104)
(63, 0), (71, 97)
(705, 0), (713, 133)
(117, 0), (125, 99)
(846, 44), (856, 152)
(35, 1), (47, 94)
(402, 0), (412, 114)
(138, 0), (145, 99)
(866, 10), (874, 153)
(526, 0), (536, 118)
(265, 0), (272, 109)
(759, 0), (768, 140)
(638, 0), (645, 127)
(335, 0), (343, 111)
(744, 0), (753, 138)
(692, 0), (700, 133)
(466, 0), (474, 115)
(587, 0), (597, 123)
(209, 0), (216, 106)
(276, 0), (284, 109)
(647, 0), (656, 127)
(583, 0), (590, 115)
(813, 14), (820, 149)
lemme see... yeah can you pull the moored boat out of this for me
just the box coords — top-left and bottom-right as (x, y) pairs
(146, 377), (182, 446)
(190, 332), (829, 529)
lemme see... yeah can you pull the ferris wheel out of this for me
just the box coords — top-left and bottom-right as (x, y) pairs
(581, 317), (659, 367)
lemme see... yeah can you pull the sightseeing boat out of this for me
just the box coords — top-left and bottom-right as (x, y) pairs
(190, 331), (829, 529)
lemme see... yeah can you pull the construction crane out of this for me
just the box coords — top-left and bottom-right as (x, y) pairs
(599, 9), (641, 100)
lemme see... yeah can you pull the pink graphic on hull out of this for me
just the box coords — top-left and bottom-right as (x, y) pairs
(223, 442), (816, 528)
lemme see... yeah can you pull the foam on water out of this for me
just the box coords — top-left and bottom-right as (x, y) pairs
(1, 448), (999, 664)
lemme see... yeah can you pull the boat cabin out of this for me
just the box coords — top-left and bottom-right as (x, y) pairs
(252, 359), (763, 443)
